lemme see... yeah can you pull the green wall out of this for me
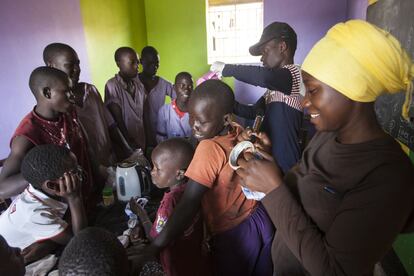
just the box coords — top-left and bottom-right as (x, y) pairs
(395, 234), (414, 275)
(80, 0), (147, 94)
(81, 0), (233, 95)
(144, 0), (209, 84)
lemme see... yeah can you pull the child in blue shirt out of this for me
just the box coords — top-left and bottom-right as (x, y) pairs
(156, 72), (193, 143)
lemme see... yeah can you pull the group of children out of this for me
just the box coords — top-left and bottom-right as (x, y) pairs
(0, 38), (275, 275)
(1, 18), (413, 276)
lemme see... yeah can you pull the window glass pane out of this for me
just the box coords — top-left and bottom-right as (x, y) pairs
(206, 0), (263, 64)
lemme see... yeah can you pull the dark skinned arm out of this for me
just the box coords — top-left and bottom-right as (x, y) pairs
(140, 180), (208, 258)
(223, 64), (293, 94)
(0, 136), (34, 200)
(64, 172), (88, 235)
(22, 171), (87, 263)
(22, 240), (58, 264)
(84, 134), (106, 197)
(50, 171), (87, 245)
(129, 198), (153, 241)
(108, 125), (134, 160)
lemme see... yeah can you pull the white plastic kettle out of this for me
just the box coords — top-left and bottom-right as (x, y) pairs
(116, 162), (151, 202)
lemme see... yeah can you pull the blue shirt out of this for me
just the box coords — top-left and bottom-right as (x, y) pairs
(156, 102), (192, 143)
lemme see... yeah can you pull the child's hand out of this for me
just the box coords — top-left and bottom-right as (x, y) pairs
(56, 172), (81, 200)
(129, 198), (150, 222)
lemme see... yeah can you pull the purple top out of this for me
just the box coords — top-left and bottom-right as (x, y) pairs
(76, 82), (116, 166)
(104, 74), (146, 149)
(143, 77), (175, 146)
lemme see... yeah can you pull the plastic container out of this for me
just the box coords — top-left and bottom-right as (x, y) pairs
(102, 187), (114, 206)
(116, 163), (152, 202)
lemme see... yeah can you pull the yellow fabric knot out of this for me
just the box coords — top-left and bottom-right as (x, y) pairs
(302, 20), (414, 121)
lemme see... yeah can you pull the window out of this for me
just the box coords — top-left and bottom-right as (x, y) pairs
(206, 0), (263, 64)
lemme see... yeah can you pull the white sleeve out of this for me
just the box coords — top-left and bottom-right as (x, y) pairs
(24, 207), (68, 242)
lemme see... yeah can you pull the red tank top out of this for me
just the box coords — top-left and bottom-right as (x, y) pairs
(12, 107), (95, 205)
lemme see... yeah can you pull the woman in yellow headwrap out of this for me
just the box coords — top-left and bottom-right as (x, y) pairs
(236, 20), (414, 275)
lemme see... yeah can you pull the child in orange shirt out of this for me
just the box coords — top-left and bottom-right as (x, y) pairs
(140, 80), (274, 275)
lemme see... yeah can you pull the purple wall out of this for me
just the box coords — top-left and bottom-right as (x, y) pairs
(234, 0), (348, 105)
(0, 0), (91, 158)
(346, 0), (368, 20)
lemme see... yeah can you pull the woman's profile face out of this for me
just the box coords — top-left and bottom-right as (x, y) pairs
(301, 71), (356, 132)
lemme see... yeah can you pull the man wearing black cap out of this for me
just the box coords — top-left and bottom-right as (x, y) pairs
(211, 21), (306, 174)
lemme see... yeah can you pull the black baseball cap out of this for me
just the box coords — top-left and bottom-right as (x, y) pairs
(249, 22), (297, 56)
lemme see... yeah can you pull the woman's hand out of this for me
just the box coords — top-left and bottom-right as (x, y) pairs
(237, 129), (272, 154)
(236, 148), (283, 195)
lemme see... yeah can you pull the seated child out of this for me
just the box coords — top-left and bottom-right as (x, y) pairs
(156, 72), (193, 143)
(0, 144), (87, 263)
(105, 47), (147, 151)
(138, 46), (175, 148)
(0, 235), (25, 276)
(130, 138), (210, 276)
(0, 67), (94, 207)
(142, 80), (274, 275)
(43, 43), (134, 165)
(59, 227), (130, 276)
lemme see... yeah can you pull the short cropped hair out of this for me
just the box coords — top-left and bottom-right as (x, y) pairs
(43, 43), (76, 64)
(154, 138), (195, 169)
(59, 227), (128, 276)
(141, 46), (158, 58)
(175, 71), (192, 83)
(21, 144), (73, 190)
(191, 79), (234, 115)
(28, 66), (69, 98)
(114, 46), (137, 62)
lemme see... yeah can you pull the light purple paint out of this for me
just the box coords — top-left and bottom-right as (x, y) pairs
(235, 0), (349, 104)
(0, 0), (91, 158)
(346, 0), (368, 20)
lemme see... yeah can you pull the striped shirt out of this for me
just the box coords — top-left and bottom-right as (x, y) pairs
(263, 64), (304, 111)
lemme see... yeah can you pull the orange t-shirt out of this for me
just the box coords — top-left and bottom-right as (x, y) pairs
(185, 124), (257, 234)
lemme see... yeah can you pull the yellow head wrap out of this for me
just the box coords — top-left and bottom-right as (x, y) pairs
(302, 20), (414, 120)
